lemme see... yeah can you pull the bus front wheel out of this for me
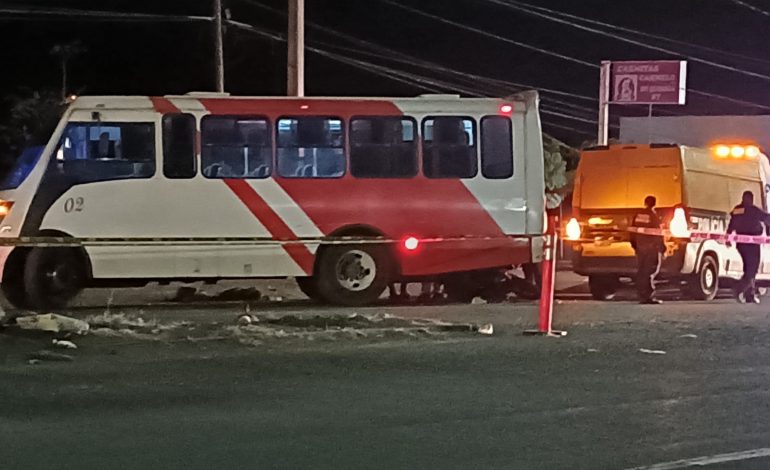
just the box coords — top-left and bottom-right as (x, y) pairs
(315, 244), (391, 306)
(24, 247), (88, 310)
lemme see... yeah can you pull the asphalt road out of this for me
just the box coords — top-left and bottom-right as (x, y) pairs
(2, 279), (770, 469)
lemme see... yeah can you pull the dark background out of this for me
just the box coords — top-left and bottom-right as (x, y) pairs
(2, 0), (770, 144)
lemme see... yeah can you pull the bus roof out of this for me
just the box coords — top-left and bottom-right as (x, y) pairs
(67, 92), (536, 113)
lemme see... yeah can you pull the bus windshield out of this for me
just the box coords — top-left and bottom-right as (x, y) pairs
(0, 146), (45, 191)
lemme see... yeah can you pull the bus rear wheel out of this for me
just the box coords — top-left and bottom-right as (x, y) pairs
(24, 247), (88, 310)
(589, 275), (619, 301)
(686, 254), (718, 301)
(315, 244), (391, 306)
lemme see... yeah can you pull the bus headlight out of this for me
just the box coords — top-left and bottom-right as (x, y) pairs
(565, 218), (581, 241)
(0, 200), (14, 220)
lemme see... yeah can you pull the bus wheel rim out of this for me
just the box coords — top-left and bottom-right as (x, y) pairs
(335, 250), (376, 292)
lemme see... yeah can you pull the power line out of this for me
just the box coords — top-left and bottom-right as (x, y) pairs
(0, 6), (211, 22)
(378, 0), (595, 68)
(227, 20), (599, 132)
(488, 0), (770, 83)
(484, 0), (770, 68)
(238, 0), (600, 104)
(237, 0), (605, 119)
(730, 0), (770, 17)
(377, 0), (770, 113)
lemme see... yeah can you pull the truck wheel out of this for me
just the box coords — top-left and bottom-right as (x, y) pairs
(24, 247), (87, 310)
(295, 277), (325, 303)
(589, 275), (619, 301)
(315, 244), (391, 306)
(687, 254), (719, 301)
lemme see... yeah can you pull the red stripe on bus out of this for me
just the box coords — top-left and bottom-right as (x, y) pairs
(150, 97), (181, 114)
(223, 179), (315, 275)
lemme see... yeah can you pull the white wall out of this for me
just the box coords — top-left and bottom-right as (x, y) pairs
(620, 115), (770, 149)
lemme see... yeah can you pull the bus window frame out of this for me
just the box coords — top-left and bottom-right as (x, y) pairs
(162, 113), (198, 180)
(421, 115), (479, 179)
(480, 115), (514, 180)
(200, 114), (274, 180)
(55, 121), (157, 183)
(275, 115), (347, 179)
(348, 115), (419, 179)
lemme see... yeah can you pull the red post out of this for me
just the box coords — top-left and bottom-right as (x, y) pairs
(525, 215), (566, 337)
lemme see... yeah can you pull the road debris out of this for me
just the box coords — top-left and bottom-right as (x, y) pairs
(477, 323), (494, 335)
(169, 286), (262, 303)
(639, 348), (667, 355)
(679, 333), (698, 339)
(587, 348), (599, 353)
(237, 314), (258, 326)
(15, 313), (89, 335)
(471, 297), (488, 305)
(52, 339), (78, 349)
(27, 350), (74, 362)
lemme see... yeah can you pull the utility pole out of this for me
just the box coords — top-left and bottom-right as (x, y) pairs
(214, 0), (225, 93)
(287, 0), (305, 96)
(597, 61), (611, 146)
(50, 42), (85, 102)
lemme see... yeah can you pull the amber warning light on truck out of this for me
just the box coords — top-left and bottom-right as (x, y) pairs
(712, 144), (760, 159)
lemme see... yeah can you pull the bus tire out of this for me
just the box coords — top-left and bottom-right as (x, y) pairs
(1, 248), (30, 309)
(295, 277), (325, 303)
(589, 275), (619, 301)
(23, 247), (88, 310)
(315, 244), (391, 306)
(687, 254), (719, 301)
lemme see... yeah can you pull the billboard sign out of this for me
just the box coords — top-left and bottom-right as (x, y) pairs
(610, 60), (687, 105)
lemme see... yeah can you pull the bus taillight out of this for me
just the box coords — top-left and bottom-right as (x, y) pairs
(499, 104), (513, 116)
(403, 236), (420, 251)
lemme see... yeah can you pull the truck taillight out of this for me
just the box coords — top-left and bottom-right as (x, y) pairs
(565, 218), (581, 241)
(669, 207), (690, 238)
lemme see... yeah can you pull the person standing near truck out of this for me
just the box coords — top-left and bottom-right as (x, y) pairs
(630, 195), (666, 304)
(727, 190), (770, 304)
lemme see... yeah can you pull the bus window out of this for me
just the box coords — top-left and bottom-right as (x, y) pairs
(350, 117), (417, 178)
(422, 117), (477, 178)
(481, 116), (513, 179)
(277, 117), (344, 178)
(163, 114), (196, 179)
(201, 116), (272, 178)
(56, 122), (155, 183)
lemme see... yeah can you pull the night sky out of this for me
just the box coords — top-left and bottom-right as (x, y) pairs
(2, 0), (770, 144)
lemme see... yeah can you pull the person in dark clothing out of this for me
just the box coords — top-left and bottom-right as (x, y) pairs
(727, 190), (770, 303)
(630, 195), (666, 304)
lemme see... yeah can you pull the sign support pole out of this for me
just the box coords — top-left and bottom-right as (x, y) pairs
(598, 61), (611, 146)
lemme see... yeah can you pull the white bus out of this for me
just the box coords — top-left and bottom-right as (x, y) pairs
(0, 92), (547, 309)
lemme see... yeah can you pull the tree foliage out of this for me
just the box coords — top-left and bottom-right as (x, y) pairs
(0, 90), (64, 173)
